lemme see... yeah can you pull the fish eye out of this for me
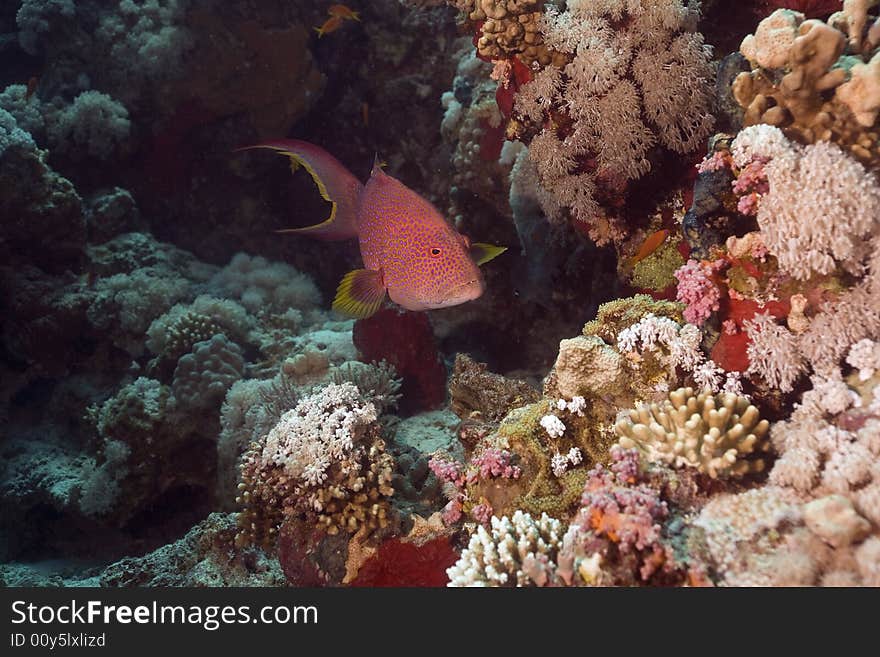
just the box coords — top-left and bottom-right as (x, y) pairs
(430, 247), (442, 256)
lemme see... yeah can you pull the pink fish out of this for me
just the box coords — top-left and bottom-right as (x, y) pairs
(238, 139), (505, 318)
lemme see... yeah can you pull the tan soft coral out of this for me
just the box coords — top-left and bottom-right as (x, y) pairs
(508, 0), (714, 244)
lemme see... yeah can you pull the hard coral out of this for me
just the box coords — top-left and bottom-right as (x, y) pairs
(171, 334), (245, 410)
(446, 510), (565, 586)
(236, 383), (395, 548)
(454, 0), (559, 67)
(616, 387), (771, 478)
(734, 7), (880, 167)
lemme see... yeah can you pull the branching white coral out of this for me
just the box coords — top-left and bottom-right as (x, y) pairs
(447, 511), (565, 587)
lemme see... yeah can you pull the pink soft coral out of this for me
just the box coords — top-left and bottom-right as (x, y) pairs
(470, 448), (522, 481)
(674, 259), (725, 325)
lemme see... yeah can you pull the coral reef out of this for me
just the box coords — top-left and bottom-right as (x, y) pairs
(506, 0), (715, 244)
(4, 0), (880, 592)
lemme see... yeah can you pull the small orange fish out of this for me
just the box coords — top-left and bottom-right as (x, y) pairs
(629, 229), (670, 266)
(25, 76), (38, 102)
(314, 15), (343, 37)
(328, 4), (360, 21)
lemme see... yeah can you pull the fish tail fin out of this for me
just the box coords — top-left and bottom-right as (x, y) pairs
(236, 139), (363, 240)
(332, 269), (386, 319)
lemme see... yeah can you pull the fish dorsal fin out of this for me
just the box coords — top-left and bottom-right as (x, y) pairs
(470, 243), (507, 266)
(332, 269), (386, 319)
(370, 154), (388, 177)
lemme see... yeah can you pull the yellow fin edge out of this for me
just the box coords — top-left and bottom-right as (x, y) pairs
(471, 243), (507, 266)
(273, 151), (338, 234)
(332, 270), (385, 319)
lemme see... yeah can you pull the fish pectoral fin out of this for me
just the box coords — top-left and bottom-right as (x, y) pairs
(332, 269), (386, 319)
(470, 243), (507, 266)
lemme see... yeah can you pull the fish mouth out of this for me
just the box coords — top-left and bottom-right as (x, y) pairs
(432, 279), (484, 307)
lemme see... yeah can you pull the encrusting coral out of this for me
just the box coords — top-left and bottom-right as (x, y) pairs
(615, 387), (771, 479)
